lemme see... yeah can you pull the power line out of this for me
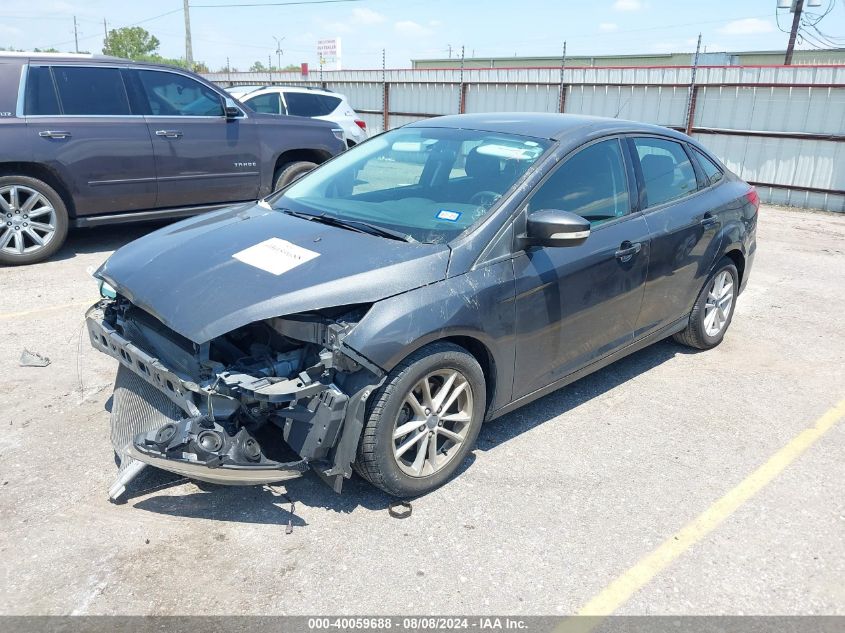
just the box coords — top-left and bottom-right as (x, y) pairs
(191, 0), (365, 7)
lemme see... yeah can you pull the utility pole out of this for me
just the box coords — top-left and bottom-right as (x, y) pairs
(273, 36), (284, 69)
(447, 44), (452, 58)
(73, 16), (79, 53)
(102, 18), (108, 44)
(557, 41), (567, 113)
(785, 0), (804, 65)
(183, 0), (194, 68)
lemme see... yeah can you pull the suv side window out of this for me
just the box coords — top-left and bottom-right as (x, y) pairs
(245, 92), (283, 114)
(284, 92), (340, 117)
(24, 66), (60, 115)
(137, 70), (224, 116)
(51, 66), (130, 115)
(691, 146), (724, 187)
(527, 138), (631, 227)
(632, 137), (697, 208)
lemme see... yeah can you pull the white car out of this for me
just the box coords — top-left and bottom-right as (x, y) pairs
(227, 85), (369, 147)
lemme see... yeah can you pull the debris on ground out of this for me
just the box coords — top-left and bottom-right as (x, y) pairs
(19, 349), (51, 367)
(388, 501), (412, 519)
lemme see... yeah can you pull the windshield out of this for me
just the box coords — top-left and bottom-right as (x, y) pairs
(275, 127), (551, 244)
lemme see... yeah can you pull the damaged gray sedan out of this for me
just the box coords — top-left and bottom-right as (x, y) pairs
(89, 113), (757, 500)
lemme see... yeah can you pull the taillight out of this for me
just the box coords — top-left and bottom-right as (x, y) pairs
(354, 119), (366, 130)
(746, 187), (759, 211)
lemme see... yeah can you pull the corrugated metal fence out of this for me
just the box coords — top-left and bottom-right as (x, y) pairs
(204, 65), (845, 212)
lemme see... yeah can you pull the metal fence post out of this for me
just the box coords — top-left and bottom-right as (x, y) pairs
(558, 42), (567, 113)
(685, 34), (702, 135)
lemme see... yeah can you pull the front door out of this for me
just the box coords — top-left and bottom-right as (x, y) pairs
(132, 68), (260, 208)
(512, 138), (650, 398)
(25, 64), (157, 216)
(627, 136), (723, 336)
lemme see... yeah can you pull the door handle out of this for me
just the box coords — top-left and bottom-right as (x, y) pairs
(700, 213), (718, 228)
(38, 130), (71, 139)
(155, 130), (183, 139)
(615, 242), (642, 260)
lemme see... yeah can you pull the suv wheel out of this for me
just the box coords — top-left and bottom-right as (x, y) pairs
(273, 161), (317, 191)
(355, 342), (486, 497)
(0, 176), (69, 266)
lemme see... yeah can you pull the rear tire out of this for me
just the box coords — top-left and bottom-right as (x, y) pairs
(0, 176), (69, 266)
(673, 257), (739, 350)
(355, 342), (486, 498)
(273, 161), (317, 191)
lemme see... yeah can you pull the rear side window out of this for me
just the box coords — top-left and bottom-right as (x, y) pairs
(137, 70), (224, 116)
(528, 138), (630, 226)
(284, 92), (340, 117)
(52, 66), (130, 115)
(691, 146), (724, 187)
(632, 137), (697, 208)
(24, 66), (60, 115)
(245, 92), (283, 114)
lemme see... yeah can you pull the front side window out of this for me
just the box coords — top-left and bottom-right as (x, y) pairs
(245, 92), (283, 114)
(52, 66), (130, 115)
(284, 92), (340, 117)
(277, 127), (550, 243)
(633, 137), (697, 208)
(24, 66), (60, 115)
(527, 138), (630, 226)
(691, 146), (724, 187)
(137, 70), (224, 116)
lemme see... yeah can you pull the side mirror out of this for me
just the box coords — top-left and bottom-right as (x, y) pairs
(518, 209), (591, 248)
(224, 97), (241, 120)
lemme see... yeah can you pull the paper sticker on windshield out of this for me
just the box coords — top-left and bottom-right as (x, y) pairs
(232, 237), (319, 275)
(436, 209), (462, 222)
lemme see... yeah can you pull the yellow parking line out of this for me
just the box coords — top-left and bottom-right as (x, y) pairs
(0, 301), (94, 320)
(559, 397), (845, 632)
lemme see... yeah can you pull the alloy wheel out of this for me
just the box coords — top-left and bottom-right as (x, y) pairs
(0, 185), (57, 256)
(703, 270), (735, 337)
(392, 369), (474, 477)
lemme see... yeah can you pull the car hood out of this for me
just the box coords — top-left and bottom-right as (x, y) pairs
(96, 203), (450, 344)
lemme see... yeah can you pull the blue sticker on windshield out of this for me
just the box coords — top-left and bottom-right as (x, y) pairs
(436, 209), (462, 222)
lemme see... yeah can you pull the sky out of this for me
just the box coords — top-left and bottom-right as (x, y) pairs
(2, 0), (845, 71)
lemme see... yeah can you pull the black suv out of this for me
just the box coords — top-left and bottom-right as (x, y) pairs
(0, 52), (345, 265)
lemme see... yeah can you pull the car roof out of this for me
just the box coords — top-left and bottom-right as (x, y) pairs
(408, 112), (687, 142)
(242, 85), (340, 97)
(0, 52), (209, 75)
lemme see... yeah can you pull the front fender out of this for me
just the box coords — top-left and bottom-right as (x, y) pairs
(343, 260), (516, 411)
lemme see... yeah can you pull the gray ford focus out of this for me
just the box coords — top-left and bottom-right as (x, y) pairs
(88, 113), (758, 500)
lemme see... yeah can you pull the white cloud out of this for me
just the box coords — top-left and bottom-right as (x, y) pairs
(324, 21), (352, 34)
(394, 20), (433, 37)
(429, 19), (442, 27)
(613, 0), (644, 11)
(351, 8), (386, 25)
(599, 22), (619, 32)
(718, 18), (774, 36)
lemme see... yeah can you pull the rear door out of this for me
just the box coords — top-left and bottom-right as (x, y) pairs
(25, 64), (157, 216)
(511, 137), (651, 398)
(628, 136), (723, 336)
(131, 68), (260, 208)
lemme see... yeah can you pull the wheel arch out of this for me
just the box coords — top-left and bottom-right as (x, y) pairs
(0, 162), (76, 218)
(722, 248), (745, 285)
(273, 148), (332, 175)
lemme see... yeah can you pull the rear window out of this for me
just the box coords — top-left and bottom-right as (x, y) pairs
(52, 66), (130, 115)
(24, 66), (60, 116)
(284, 92), (341, 117)
(691, 147), (724, 187)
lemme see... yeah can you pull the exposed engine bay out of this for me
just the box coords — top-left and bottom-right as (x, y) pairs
(87, 296), (385, 500)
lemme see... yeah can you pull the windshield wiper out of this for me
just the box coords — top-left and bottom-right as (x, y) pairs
(279, 208), (416, 243)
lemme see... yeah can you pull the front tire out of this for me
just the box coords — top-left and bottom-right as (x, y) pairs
(673, 257), (739, 350)
(355, 342), (486, 497)
(273, 161), (317, 191)
(0, 176), (69, 266)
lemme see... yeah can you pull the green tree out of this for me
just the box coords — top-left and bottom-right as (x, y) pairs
(249, 60), (268, 72)
(102, 26), (160, 59)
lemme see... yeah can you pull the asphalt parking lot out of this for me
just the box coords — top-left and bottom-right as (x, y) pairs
(0, 205), (843, 616)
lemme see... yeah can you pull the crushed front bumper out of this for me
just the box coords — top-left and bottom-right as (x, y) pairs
(86, 304), (364, 498)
